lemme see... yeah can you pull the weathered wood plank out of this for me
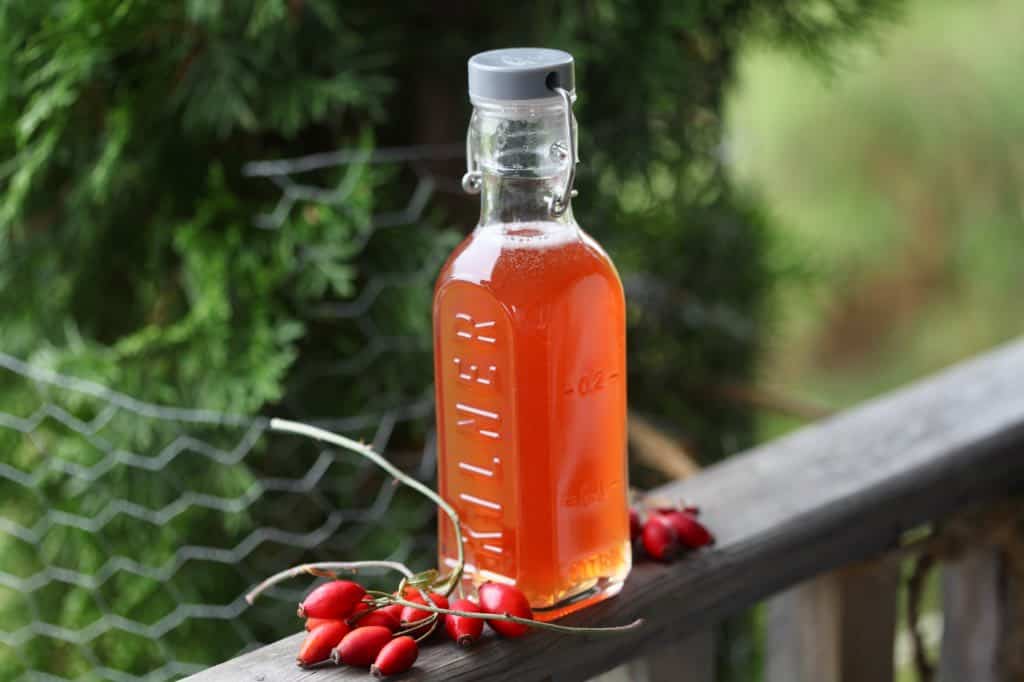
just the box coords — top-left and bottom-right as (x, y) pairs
(185, 340), (1024, 682)
(938, 548), (1004, 682)
(766, 575), (841, 682)
(765, 562), (899, 682)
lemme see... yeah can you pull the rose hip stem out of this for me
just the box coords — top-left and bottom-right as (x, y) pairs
(268, 418), (466, 597)
(260, 419), (644, 637)
(245, 561), (416, 605)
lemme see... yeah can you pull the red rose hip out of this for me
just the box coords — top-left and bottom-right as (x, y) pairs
(298, 580), (366, 619)
(352, 609), (400, 632)
(657, 510), (714, 548)
(305, 617), (344, 632)
(371, 635), (418, 677)
(642, 516), (679, 561)
(332, 625), (393, 667)
(297, 620), (350, 667)
(399, 592), (449, 637)
(444, 598), (484, 647)
(377, 603), (405, 623)
(477, 582), (532, 638)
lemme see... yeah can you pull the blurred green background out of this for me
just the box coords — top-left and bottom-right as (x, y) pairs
(730, 0), (1022, 429)
(0, 0), (1020, 680)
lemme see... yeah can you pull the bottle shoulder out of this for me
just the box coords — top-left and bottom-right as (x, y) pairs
(436, 223), (620, 289)
(577, 228), (622, 281)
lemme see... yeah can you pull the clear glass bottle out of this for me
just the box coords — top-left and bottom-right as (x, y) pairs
(434, 49), (630, 620)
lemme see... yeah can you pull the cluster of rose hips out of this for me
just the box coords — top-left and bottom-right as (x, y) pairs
(630, 502), (714, 560)
(295, 579), (533, 676)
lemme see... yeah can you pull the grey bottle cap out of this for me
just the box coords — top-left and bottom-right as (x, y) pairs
(468, 48), (574, 101)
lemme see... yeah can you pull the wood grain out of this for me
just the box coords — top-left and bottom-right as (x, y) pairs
(184, 340), (1024, 682)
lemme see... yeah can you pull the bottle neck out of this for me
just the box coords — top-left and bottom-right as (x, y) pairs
(469, 96), (576, 230)
(479, 175), (573, 227)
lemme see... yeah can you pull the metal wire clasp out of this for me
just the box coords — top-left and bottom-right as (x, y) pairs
(547, 86), (578, 217)
(461, 123), (482, 194)
(461, 85), (578, 217)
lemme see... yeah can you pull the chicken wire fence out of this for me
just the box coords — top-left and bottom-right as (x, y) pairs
(0, 145), (466, 681)
(0, 137), (754, 681)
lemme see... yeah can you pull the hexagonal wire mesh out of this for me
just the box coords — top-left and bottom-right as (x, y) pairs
(0, 145), (465, 681)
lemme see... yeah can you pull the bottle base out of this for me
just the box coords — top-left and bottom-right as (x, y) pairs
(441, 541), (632, 621)
(530, 576), (626, 622)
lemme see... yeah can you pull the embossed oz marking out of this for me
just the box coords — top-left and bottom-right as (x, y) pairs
(563, 369), (619, 396)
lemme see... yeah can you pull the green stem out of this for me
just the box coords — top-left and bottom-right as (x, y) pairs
(269, 418), (466, 596)
(390, 598), (643, 636)
(245, 560), (416, 604)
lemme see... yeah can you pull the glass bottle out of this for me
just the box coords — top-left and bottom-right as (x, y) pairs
(434, 48), (630, 620)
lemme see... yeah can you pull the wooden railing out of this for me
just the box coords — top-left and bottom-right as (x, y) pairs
(185, 340), (1024, 682)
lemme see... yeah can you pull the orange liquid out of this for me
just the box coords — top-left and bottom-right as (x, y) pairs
(434, 224), (631, 619)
